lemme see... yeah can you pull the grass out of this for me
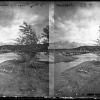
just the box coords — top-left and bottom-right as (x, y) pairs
(0, 52), (49, 97)
(55, 60), (100, 97)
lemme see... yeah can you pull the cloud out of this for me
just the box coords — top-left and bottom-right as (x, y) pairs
(0, 2), (49, 43)
(49, 3), (54, 43)
(0, 25), (19, 43)
(13, 8), (39, 26)
(54, 2), (100, 45)
(49, 3), (54, 26)
(0, 6), (15, 27)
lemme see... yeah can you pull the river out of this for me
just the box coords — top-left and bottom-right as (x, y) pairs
(0, 52), (20, 63)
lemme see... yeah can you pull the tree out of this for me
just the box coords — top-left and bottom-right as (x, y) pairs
(16, 22), (38, 45)
(40, 25), (49, 55)
(41, 25), (49, 44)
(16, 21), (39, 61)
(95, 26), (100, 46)
(96, 38), (100, 46)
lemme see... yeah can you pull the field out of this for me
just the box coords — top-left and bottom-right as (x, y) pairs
(54, 48), (100, 97)
(0, 44), (49, 97)
(1, 45), (100, 97)
(0, 52), (49, 97)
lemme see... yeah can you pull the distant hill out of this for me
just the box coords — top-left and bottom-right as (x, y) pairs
(0, 42), (17, 46)
(73, 46), (100, 52)
(51, 46), (100, 54)
(0, 44), (48, 53)
(49, 41), (85, 49)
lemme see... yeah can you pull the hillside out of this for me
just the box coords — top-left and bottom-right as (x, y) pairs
(0, 44), (48, 54)
(55, 60), (100, 97)
(0, 44), (49, 96)
(74, 46), (100, 52)
(0, 59), (49, 96)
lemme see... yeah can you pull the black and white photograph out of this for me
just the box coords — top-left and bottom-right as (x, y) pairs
(1, 1), (100, 98)
(53, 1), (100, 97)
(0, 1), (49, 97)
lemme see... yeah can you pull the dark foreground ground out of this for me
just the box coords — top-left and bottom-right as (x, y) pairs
(0, 59), (49, 97)
(55, 60), (100, 97)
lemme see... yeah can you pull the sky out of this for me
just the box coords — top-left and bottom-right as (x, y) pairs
(53, 1), (100, 45)
(0, 1), (49, 44)
(49, 3), (54, 43)
(1, 1), (100, 46)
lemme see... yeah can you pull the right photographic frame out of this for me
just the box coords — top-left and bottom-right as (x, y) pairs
(52, 1), (100, 98)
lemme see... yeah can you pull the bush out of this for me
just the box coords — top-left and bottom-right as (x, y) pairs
(17, 52), (31, 62)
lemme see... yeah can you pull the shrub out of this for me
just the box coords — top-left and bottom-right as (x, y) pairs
(17, 52), (31, 62)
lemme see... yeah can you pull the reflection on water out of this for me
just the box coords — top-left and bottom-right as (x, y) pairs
(55, 53), (100, 78)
